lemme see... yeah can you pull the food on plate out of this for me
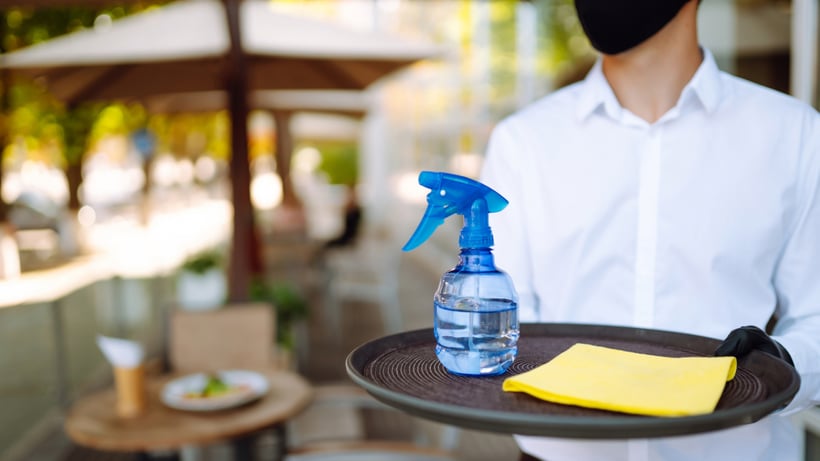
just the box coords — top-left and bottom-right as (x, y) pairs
(183, 374), (251, 399)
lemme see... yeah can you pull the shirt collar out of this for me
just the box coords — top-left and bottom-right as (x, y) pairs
(575, 58), (620, 122)
(683, 48), (723, 114)
(575, 47), (725, 122)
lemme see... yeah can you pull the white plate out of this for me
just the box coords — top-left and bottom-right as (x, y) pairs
(161, 370), (269, 412)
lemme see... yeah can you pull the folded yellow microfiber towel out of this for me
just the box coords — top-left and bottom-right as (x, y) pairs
(502, 343), (737, 417)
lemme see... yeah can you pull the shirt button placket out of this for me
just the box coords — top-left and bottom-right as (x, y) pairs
(633, 126), (661, 328)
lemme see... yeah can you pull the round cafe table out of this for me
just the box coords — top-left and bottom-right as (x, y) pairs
(64, 368), (313, 461)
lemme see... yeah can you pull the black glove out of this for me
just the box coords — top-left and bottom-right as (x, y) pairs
(714, 325), (794, 366)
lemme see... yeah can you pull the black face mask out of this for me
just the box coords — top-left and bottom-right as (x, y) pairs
(574, 0), (690, 55)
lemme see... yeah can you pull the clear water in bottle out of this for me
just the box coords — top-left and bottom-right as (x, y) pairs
(434, 296), (519, 376)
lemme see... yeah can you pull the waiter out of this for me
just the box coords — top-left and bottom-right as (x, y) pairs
(481, 1), (820, 460)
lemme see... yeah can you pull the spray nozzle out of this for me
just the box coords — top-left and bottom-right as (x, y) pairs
(402, 171), (508, 251)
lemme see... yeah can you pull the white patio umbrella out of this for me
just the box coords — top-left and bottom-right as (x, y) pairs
(0, 0), (439, 102)
(0, 0), (442, 300)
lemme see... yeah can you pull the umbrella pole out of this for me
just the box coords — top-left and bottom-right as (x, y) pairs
(224, 0), (260, 302)
(272, 110), (299, 208)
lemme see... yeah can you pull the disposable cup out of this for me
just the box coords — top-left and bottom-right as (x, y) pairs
(114, 365), (146, 418)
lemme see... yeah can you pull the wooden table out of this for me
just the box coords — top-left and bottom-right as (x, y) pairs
(65, 369), (313, 460)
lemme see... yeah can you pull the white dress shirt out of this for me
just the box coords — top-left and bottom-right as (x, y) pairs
(480, 48), (820, 461)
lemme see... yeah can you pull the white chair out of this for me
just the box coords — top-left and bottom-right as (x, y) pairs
(321, 225), (403, 337)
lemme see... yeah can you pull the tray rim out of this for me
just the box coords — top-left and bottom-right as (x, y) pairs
(345, 323), (800, 439)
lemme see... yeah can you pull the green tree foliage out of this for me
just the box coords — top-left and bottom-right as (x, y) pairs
(534, 0), (594, 80)
(58, 103), (102, 167)
(3, 3), (164, 53)
(488, 2), (518, 103)
(5, 81), (61, 163)
(1, 3), (169, 168)
(315, 141), (358, 186)
(152, 112), (229, 161)
(249, 278), (308, 350)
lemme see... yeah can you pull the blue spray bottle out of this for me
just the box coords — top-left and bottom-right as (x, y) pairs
(403, 171), (519, 376)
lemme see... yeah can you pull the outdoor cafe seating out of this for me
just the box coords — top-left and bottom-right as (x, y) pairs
(62, 302), (312, 461)
(39, 210), (463, 461)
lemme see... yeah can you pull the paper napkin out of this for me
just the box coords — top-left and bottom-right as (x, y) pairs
(97, 335), (145, 368)
(503, 343), (737, 417)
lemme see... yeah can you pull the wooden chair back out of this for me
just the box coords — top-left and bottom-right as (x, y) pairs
(168, 302), (275, 373)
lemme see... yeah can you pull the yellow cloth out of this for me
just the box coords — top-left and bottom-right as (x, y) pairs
(502, 343), (737, 417)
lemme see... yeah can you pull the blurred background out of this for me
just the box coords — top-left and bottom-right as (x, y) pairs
(0, 1), (818, 460)
(1, 0), (818, 270)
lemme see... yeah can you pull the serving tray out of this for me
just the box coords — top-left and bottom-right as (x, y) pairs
(346, 323), (799, 438)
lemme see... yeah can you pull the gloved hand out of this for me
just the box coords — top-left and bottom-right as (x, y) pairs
(714, 325), (794, 366)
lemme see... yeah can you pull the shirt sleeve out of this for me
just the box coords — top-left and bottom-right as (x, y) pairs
(480, 121), (541, 322)
(771, 108), (820, 412)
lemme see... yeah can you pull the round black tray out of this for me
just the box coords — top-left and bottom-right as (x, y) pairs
(345, 323), (799, 439)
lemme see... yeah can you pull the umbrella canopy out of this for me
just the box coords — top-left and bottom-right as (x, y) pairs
(0, 0), (440, 105)
(0, 0), (442, 301)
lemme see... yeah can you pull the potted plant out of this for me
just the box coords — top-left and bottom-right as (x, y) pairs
(250, 278), (309, 357)
(176, 250), (227, 311)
